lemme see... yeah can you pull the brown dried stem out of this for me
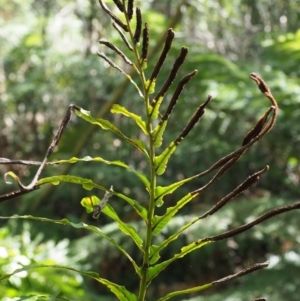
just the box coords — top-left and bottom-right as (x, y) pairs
(150, 47), (189, 117)
(98, 0), (128, 31)
(202, 200), (300, 242)
(97, 52), (126, 74)
(99, 39), (132, 65)
(141, 23), (149, 61)
(0, 186), (40, 203)
(1, 104), (80, 192)
(250, 72), (278, 132)
(243, 106), (274, 146)
(148, 28), (175, 83)
(193, 73), (278, 181)
(112, 22), (133, 51)
(198, 166), (269, 218)
(112, 0), (124, 12)
(212, 261), (269, 284)
(192, 105), (276, 182)
(175, 95), (212, 144)
(151, 47), (189, 104)
(0, 158), (48, 166)
(160, 70), (198, 123)
(126, 0), (134, 21)
(133, 7), (142, 44)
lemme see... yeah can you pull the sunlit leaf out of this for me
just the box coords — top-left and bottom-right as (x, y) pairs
(154, 142), (176, 175)
(37, 175), (107, 191)
(111, 104), (148, 135)
(0, 215), (140, 277)
(153, 121), (167, 147)
(0, 263), (137, 301)
(4, 171), (21, 185)
(25, 33), (43, 47)
(9, 295), (72, 301)
(12, 296), (40, 301)
(37, 176), (147, 221)
(81, 195), (100, 213)
(140, 59), (147, 70)
(52, 156), (150, 190)
(145, 79), (155, 94)
(155, 198), (164, 207)
(149, 96), (163, 119)
(75, 109), (149, 157)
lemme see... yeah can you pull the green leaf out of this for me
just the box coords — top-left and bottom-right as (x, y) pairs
(127, 166), (150, 191)
(97, 54), (143, 98)
(52, 156), (150, 190)
(154, 178), (192, 208)
(153, 120), (167, 147)
(139, 59), (147, 70)
(149, 96), (163, 119)
(155, 197), (164, 207)
(75, 109), (149, 158)
(12, 296), (40, 301)
(152, 193), (195, 235)
(145, 79), (155, 94)
(4, 171), (19, 184)
(8, 295), (73, 301)
(102, 204), (144, 252)
(0, 215), (140, 277)
(37, 175), (107, 191)
(81, 195), (100, 213)
(111, 104), (148, 135)
(151, 216), (200, 262)
(0, 263), (137, 301)
(149, 245), (161, 264)
(4, 171), (29, 188)
(124, 73), (144, 98)
(156, 283), (212, 301)
(37, 175), (148, 222)
(114, 192), (148, 221)
(154, 142), (176, 175)
(66, 156), (128, 167)
(147, 240), (211, 283)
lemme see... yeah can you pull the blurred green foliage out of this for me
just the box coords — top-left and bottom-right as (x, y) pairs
(1, 0), (299, 300)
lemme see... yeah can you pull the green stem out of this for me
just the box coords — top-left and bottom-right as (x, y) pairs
(122, 3), (158, 299)
(137, 119), (156, 301)
(131, 26), (155, 301)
